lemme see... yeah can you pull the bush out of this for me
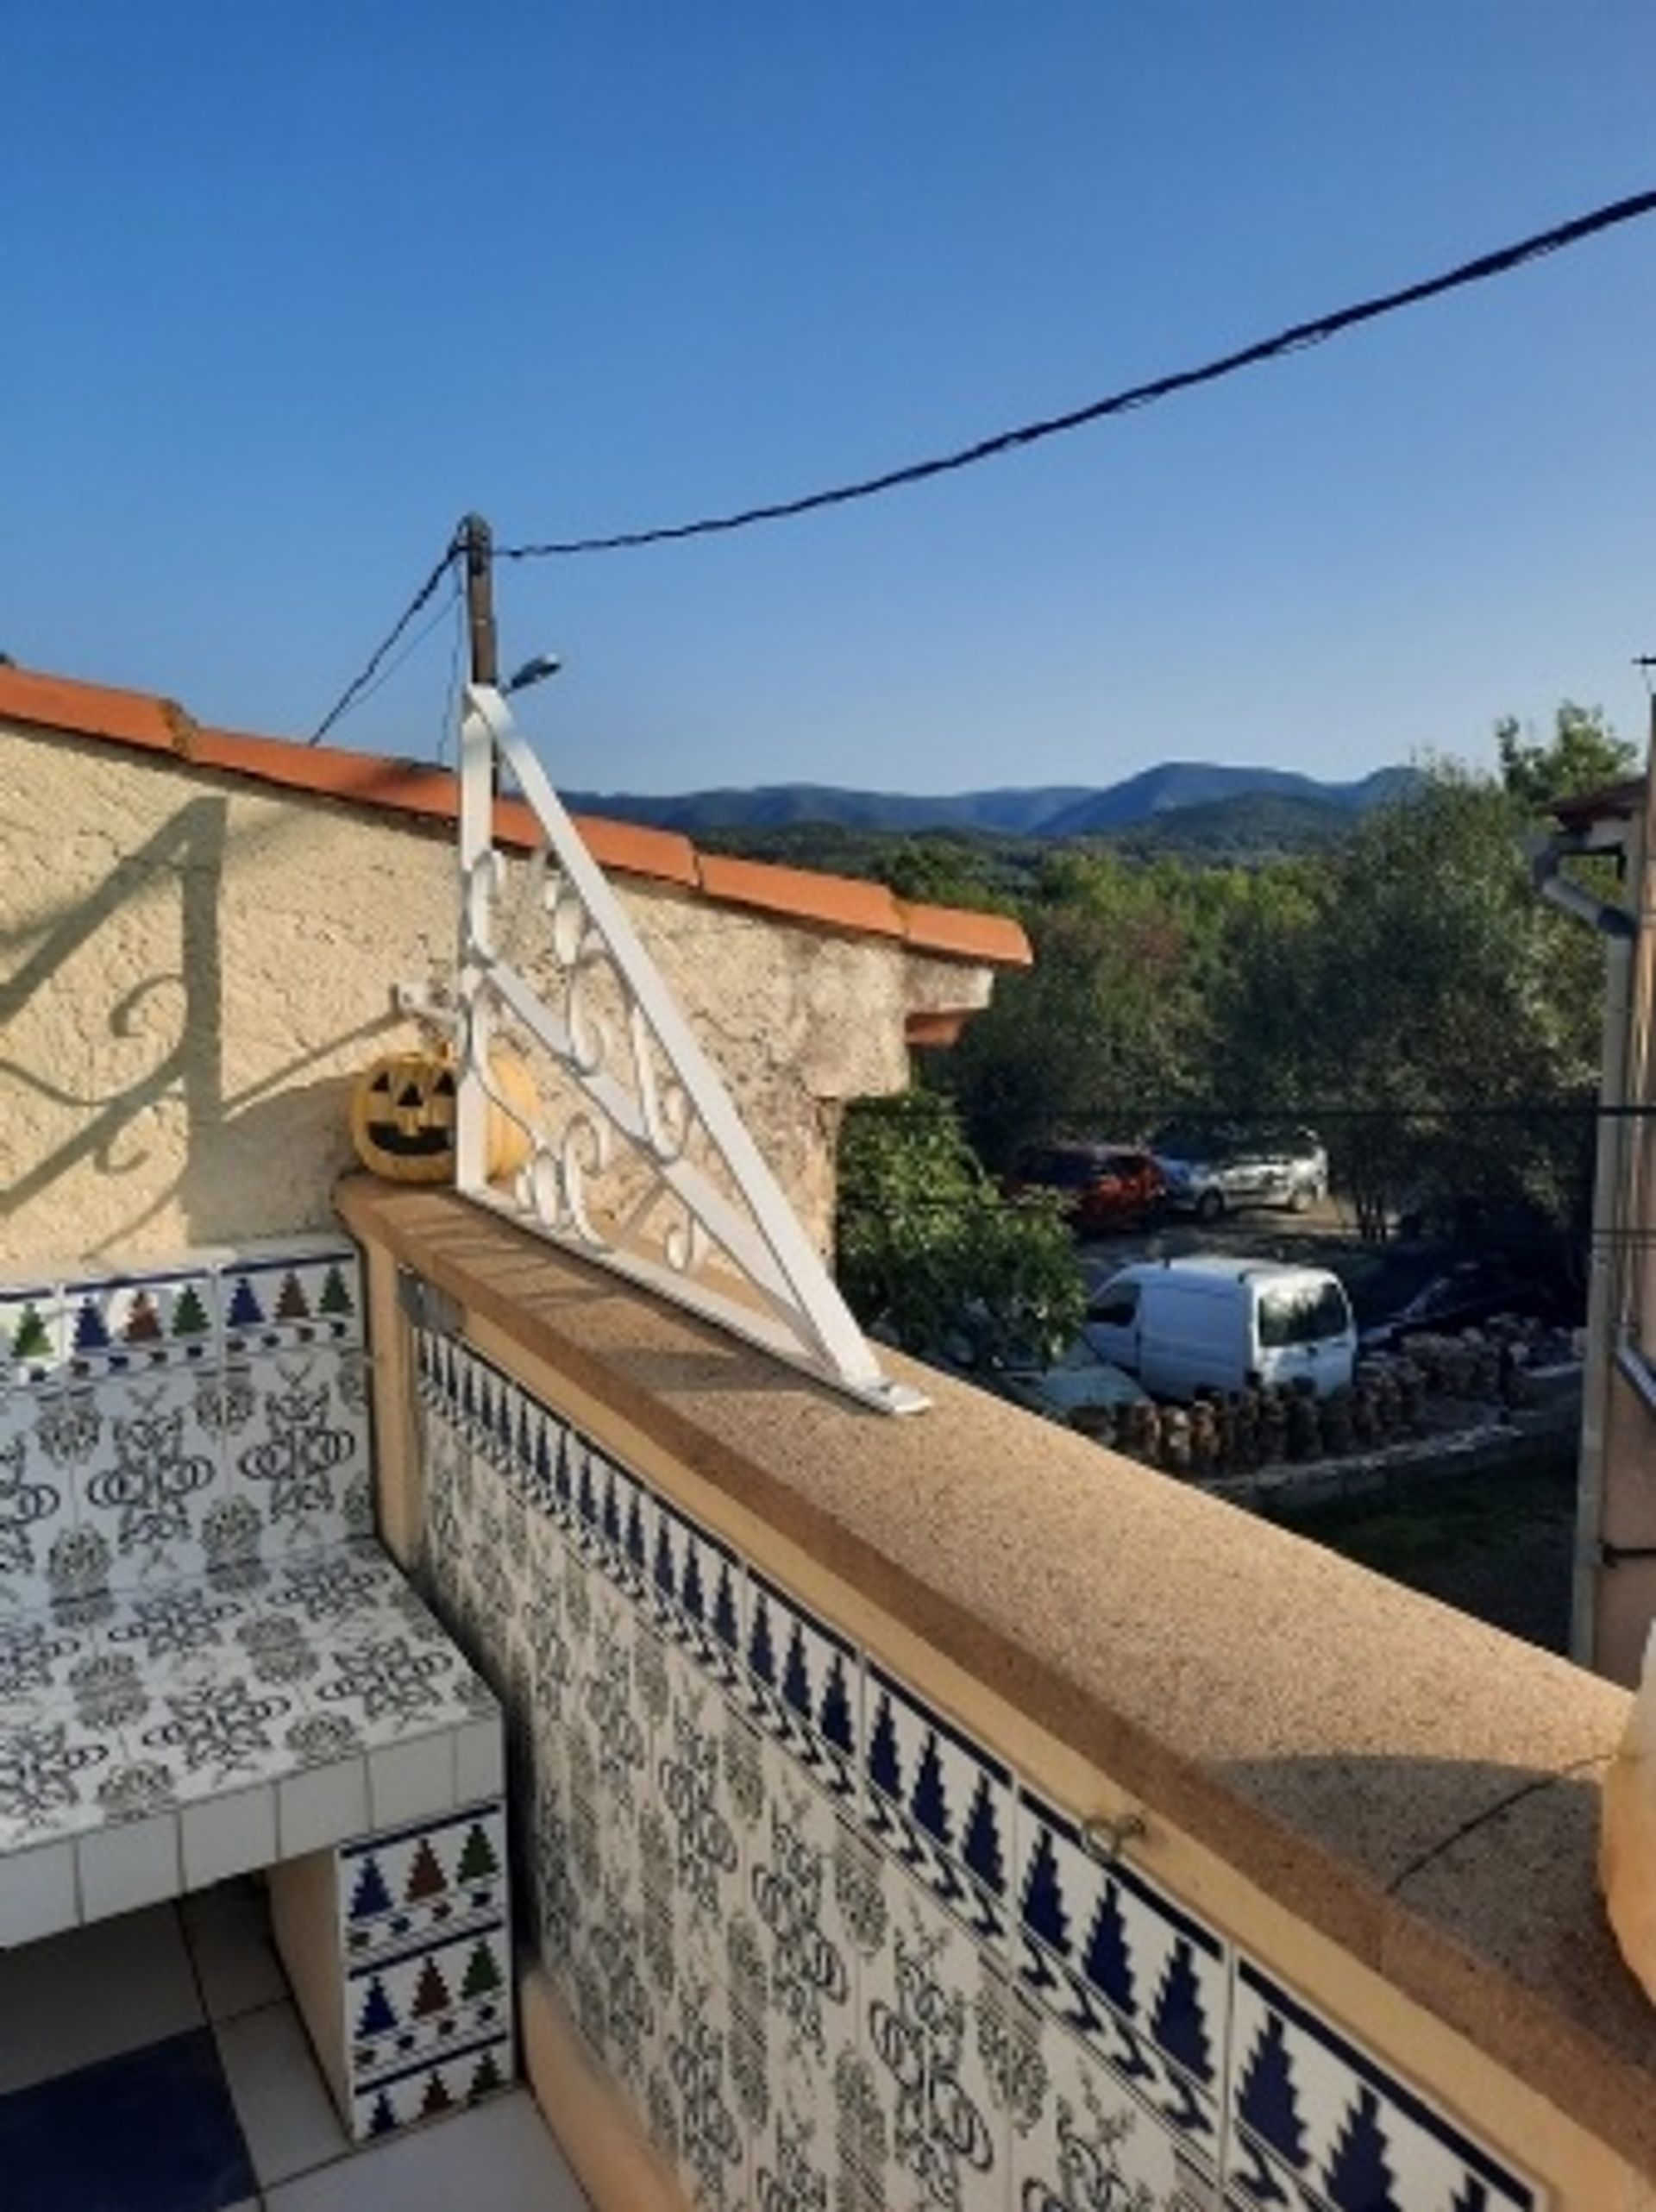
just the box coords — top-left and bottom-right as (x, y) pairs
(835, 1094), (1084, 1371)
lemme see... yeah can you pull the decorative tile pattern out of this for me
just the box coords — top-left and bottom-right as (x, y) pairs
(867, 1665), (1012, 1945)
(60, 1265), (218, 1381)
(219, 1242), (363, 1358)
(407, 1311), (1550, 2212)
(0, 1282), (66, 1394)
(0, 1241), (374, 1611)
(746, 1568), (857, 1803)
(1226, 1959), (1537, 2211)
(337, 1799), (516, 2140)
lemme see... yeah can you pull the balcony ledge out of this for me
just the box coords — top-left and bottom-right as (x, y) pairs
(337, 1174), (1654, 2180)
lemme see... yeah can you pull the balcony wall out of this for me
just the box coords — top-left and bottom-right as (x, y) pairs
(0, 718), (996, 1269)
(342, 1178), (1656, 2211)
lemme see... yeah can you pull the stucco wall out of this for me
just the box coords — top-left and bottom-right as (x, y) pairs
(0, 723), (989, 1270)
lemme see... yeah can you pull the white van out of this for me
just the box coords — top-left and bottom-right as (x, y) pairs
(1081, 1256), (1355, 1401)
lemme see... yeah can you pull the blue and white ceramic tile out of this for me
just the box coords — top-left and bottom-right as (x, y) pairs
(401, 1289), (1546, 2212)
(0, 1397), (76, 1612)
(1014, 1788), (1226, 2170)
(649, 1957), (750, 2212)
(0, 1698), (120, 1848)
(338, 1799), (515, 2142)
(1014, 1978), (1219, 2212)
(651, 1493), (745, 1687)
(221, 1347), (372, 1562)
(746, 1725), (863, 2207)
(60, 1265), (218, 1382)
(866, 1664), (1013, 1946)
(859, 1854), (1008, 2212)
(218, 1243), (363, 1358)
(569, 1838), (660, 2109)
(0, 1283), (66, 1395)
(745, 1568), (860, 1807)
(78, 1366), (225, 1591)
(1226, 1958), (1540, 2212)
(655, 1634), (745, 1983)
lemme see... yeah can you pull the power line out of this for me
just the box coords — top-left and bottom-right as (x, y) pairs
(308, 531), (463, 745)
(310, 186), (1656, 739)
(498, 186), (1656, 561)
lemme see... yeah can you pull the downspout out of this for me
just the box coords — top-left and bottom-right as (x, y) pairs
(1529, 824), (1638, 1671)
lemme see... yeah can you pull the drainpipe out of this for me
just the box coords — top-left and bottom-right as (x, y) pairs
(1529, 814), (1641, 1671)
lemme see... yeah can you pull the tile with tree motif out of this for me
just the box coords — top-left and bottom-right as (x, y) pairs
(1013, 1788), (1226, 2172)
(217, 1244), (362, 1357)
(1225, 1957), (1540, 2212)
(864, 1664), (1013, 1946)
(60, 1265), (219, 1382)
(744, 1568), (860, 1807)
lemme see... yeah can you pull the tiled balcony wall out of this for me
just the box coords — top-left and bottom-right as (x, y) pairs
(344, 1180), (1656, 2211)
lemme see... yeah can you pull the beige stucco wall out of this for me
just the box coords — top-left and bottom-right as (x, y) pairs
(0, 723), (989, 1271)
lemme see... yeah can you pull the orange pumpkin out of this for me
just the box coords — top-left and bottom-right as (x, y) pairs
(350, 1045), (536, 1185)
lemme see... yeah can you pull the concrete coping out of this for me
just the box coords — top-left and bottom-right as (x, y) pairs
(336, 1177), (1656, 2176)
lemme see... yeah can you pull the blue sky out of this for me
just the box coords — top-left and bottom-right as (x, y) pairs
(6, 3), (1655, 793)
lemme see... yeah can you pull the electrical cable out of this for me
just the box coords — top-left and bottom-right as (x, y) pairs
(308, 531), (463, 745)
(310, 187), (1656, 741)
(497, 186), (1656, 561)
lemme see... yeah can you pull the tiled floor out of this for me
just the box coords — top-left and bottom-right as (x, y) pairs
(0, 1880), (589, 2211)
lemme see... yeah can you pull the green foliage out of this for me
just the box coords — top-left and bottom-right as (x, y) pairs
(835, 1094), (1083, 1369)
(1496, 701), (1637, 815)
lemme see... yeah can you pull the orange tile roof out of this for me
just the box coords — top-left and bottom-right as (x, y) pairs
(0, 662), (1031, 968)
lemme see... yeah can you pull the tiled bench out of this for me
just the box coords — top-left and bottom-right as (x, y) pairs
(0, 1237), (515, 2137)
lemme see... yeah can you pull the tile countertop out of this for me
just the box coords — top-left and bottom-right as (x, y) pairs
(0, 1540), (503, 1939)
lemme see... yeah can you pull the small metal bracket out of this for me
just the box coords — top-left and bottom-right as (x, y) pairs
(392, 980), (459, 1033)
(397, 1267), (463, 1339)
(1599, 1539), (1656, 1569)
(1079, 1809), (1148, 1866)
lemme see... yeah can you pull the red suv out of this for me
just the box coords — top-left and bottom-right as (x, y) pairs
(1005, 1142), (1165, 1237)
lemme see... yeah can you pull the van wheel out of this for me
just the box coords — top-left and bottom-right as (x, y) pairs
(1195, 1191), (1224, 1222)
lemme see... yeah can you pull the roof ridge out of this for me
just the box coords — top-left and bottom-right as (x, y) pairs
(0, 660), (1030, 968)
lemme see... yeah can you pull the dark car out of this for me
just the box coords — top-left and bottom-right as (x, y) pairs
(1353, 1250), (1576, 1353)
(1004, 1142), (1165, 1237)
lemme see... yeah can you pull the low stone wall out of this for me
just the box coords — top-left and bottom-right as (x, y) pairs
(346, 1178), (1656, 2210)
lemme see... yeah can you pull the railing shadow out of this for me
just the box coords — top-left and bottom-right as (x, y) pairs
(2, 792), (399, 1260)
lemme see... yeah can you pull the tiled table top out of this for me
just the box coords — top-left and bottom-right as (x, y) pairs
(0, 1540), (503, 1943)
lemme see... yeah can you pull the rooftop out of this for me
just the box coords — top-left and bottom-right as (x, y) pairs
(0, 661), (1031, 971)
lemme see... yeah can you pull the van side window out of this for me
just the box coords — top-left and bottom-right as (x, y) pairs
(1257, 1280), (1352, 1348)
(1088, 1283), (1140, 1329)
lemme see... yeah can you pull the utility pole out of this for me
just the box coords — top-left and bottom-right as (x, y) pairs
(461, 512), (498, 689)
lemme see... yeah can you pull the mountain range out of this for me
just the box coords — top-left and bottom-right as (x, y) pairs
(565, 762), (1414, 839)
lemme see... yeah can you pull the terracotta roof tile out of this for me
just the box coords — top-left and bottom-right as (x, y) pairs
(895, 899), (1033, 968)
(0, 660), (1027, 965)
(695, 852), (907, 940)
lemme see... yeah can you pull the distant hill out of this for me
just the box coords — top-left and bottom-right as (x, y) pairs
(567, 763), (1414, 839)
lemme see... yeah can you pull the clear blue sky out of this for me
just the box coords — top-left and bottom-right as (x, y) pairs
(6, 3), (1654, 794)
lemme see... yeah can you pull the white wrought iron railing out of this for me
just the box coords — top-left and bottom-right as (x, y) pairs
(438, 682), (925, 1414)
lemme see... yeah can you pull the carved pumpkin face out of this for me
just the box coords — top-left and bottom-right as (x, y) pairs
(351, 1052), (458, 1184)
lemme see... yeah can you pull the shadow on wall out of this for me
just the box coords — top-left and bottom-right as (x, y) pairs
(0, 793), (397, 1260)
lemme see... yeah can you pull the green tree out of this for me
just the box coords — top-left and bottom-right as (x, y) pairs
(940, 853), (1213, 1162)
(1496, 701), (1636, 814)
(835, 1093), (1083, 1370)
(1272, 763), (1602, 1240)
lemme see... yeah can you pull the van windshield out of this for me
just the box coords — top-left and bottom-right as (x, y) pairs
(1257, 1279), (1352, 1348)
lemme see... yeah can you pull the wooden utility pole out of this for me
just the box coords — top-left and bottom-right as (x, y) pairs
(461, 512), (499, 688)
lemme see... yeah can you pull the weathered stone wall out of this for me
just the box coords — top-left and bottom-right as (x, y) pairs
(0, 724), (990, 1269)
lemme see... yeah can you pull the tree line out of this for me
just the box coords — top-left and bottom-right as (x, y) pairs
(832, 706), (1634, 1363)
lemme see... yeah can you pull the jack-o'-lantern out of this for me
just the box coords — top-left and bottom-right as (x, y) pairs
(350, 1045), (537, 1185)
